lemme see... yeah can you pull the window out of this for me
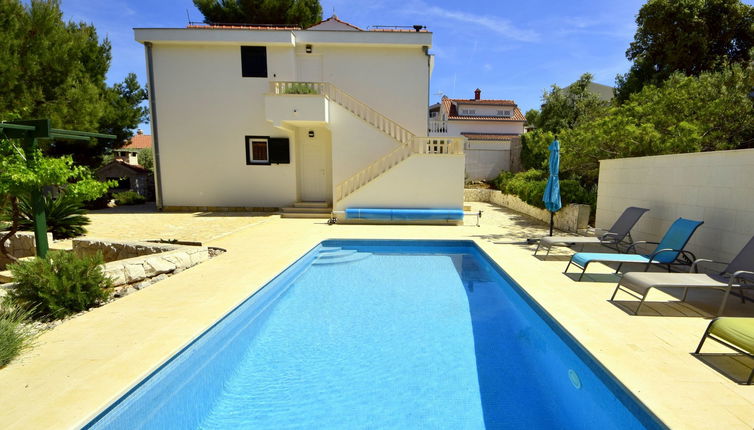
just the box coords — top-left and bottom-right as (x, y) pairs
(461, 109), (476, 115)
(241, 46), (267, 78)
(429, 111), (437, 118)
(245, 136), (290, 165)
(498, 110), (511, 117)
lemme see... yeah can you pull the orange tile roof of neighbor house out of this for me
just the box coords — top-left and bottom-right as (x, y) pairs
(122, 129), (152, 150)
(441, 93), (526, 122)
(461, 132), (521, 140)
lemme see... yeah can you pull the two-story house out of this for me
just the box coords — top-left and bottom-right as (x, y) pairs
(429, 89), (525, 180)
(134, 15), (465, 221)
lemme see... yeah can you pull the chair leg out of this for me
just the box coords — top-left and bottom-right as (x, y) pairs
(545, 246), (551, 258)
(748, 368), (754, 385)
(717, 287), (731, 316)
(682, 287), (689, 302)
(564, 259), (572, 274)
(578, 265), (587, 281)
(695, 320), (716, 354)
(610, 283), (622, 301)
(635, 293), (648, 315)
(534, 242), (541, 256)
(615, 263), (623, 274)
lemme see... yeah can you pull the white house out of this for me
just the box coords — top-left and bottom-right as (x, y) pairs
(134, 16), (465, 220)
(429, 89), (526, 180)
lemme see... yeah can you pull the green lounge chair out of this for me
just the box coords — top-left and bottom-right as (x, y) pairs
(610, 236), (754, 315)
(535, 206), (649, 258)
(564, 218), (703, 281)
(695, 317), (754, 384)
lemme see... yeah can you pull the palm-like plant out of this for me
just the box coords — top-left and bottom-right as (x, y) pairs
(13, 193), (91, 239)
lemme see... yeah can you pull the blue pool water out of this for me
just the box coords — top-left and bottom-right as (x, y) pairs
(86, 240), (665, 429)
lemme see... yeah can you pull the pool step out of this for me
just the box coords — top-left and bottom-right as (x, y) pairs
(281, 202), (332, 219)
(313, 247), (372, 265)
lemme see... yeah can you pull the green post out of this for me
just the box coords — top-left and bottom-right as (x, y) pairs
(22, 135), (49, 258)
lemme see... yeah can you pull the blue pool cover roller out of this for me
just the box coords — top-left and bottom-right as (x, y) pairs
(345, 208), (464, 221)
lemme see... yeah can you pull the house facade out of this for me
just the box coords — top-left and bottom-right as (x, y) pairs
(429, 89), (525, 180)
(114, 129), (152, 165)
(134, 16), (465, 218)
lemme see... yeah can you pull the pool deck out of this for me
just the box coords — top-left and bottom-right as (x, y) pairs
(1, 202), (753, 429)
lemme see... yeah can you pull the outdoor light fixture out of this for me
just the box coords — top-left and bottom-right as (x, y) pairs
(308, 130), (315, 138)
(305, 44), (312, 53)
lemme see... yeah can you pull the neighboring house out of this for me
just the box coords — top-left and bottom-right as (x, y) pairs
(134, 15), (465, 219)
(429, 89), (526, 180)
(114, 129), (152, 165)
(96, 160), (154, 200)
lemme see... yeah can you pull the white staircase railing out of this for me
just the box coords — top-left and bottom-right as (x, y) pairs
(269, 82), (464, 203)
(270, 81), (414, 145)
(334, 137), (464, 201)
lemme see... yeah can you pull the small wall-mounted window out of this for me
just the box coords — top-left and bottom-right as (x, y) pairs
(241, 46), (268, 78)
(245, 136), (290, 165)
(462, 109), (476, 115)
(498, 110), (512, 117)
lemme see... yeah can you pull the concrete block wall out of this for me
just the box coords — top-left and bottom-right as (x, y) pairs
(596, 148), (754, 263)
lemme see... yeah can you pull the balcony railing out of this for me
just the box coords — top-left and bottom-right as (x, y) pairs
(428, 119), (448, 134)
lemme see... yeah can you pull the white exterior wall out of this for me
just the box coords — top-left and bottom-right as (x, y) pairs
(336, 155), (465, 211)
(142, 29), (433, 208)
(151, 43), (297, 207)
(596, 149), (754, 263)
(445, 120), (524, 136)
(464, 140), (511, 180)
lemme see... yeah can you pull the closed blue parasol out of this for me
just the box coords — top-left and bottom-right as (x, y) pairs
(543, 139), (562, 236)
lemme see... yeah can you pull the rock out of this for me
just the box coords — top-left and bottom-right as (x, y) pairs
(124, 264), (146, 283)
(145, 257), (176, 276)
(104, 265), (127, 286)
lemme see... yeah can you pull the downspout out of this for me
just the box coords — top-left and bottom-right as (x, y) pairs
(424, 45), (433, 137)
(144, 41), (164, 209)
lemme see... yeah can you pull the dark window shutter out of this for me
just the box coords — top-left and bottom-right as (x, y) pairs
(240, 46), (267, 78)
(268, 138), (290, 164)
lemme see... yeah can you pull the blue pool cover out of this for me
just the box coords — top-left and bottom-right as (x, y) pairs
(85, 240), (666, 430)
(345, 208), (464, 221)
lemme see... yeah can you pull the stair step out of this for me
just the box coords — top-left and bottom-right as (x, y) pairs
(281, 207), (332, 214)
(318, 246), (343, 253)
(317, 249), (357, 259)
(313, 252), (372, 265)
(293, 201), (330, 208)
(280, 212), (332, 219)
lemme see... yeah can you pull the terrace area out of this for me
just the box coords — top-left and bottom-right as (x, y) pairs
(0, 203), (752, 429)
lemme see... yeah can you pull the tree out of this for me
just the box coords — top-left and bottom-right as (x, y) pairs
(98, 73), (149, 151)
(0, 139), (111, 261)
(137, 148), (154, 171)
(193, 0), (323, 28)
(527, 73), (609, 134)
(616, 0), (754, 100)
(0, 0), (148, 167)
(562, 64), (754, 185)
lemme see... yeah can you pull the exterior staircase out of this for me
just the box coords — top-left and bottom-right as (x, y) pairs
(280, 201), (332, 219)
(270, 81), (465, 205)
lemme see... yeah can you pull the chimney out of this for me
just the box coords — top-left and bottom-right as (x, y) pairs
(137, 128), (144, 135)
(474, 88), (481, 100)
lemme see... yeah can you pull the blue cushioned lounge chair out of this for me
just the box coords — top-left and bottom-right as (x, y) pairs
(564, 218), (704, 281)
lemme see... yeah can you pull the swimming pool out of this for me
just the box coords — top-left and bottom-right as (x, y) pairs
(85, 240), (665, 429)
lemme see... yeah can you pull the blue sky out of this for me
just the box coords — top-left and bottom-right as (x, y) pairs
(60, 0), (654, 128)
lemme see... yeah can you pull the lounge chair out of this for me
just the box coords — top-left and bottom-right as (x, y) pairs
(534, 207), (649, 258)
(564, 218), (703, 281)
(610, 236), (754, 315)
(695, 317), (754, 384)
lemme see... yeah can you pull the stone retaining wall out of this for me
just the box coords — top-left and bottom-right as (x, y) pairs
(0, 231), (54, 268)
(72, 238), (210, 287)
(464, 189), (590, 233)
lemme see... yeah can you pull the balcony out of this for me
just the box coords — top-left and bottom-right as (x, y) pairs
(428, 119), (448, 135)
(265, 82), (329, 127)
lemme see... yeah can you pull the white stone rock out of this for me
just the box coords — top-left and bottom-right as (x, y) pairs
(124, 264), (146, 283)
(145, 257), (175, 275)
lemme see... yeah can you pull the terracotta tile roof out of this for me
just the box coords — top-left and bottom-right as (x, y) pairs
(461, 132), (520, 140)
(122, 133), (152, 150)
(306, 15), (364, 31)
(187, 24), (301, 30)
(370, 28), (429, 32)
(441, 97), (526, 121)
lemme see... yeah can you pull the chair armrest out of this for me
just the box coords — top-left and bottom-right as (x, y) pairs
(731, 270), (754, 286)
(691, 258), (729, 273)
(626, 241), (659, 254)
(648, 248), (695, 264)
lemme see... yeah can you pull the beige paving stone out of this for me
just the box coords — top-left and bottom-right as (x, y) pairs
(0, 202), (752, 429)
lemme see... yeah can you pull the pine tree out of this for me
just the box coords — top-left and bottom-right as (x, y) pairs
(193, 0), (323, 28)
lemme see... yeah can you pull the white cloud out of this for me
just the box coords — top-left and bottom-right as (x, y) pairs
(401, 1), (540, 43)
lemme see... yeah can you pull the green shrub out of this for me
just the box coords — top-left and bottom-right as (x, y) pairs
(6, 251), (112, 321)
(13, 193), (90, 239)
(0, 304), (35, 368)
(113, 191), (146, 205)
(493, 169), (595, 210)
(283, 83), (319, 95)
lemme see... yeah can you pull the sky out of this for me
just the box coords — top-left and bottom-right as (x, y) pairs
(59, 0), (653, 129)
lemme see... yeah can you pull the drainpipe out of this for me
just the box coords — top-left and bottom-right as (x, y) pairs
(424, 45), (432, 137)
(144, 42), (164, 209)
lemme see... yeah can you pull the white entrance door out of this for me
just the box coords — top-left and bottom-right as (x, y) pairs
(297, 54), (323, 82)
(299, 128), (330, 202)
